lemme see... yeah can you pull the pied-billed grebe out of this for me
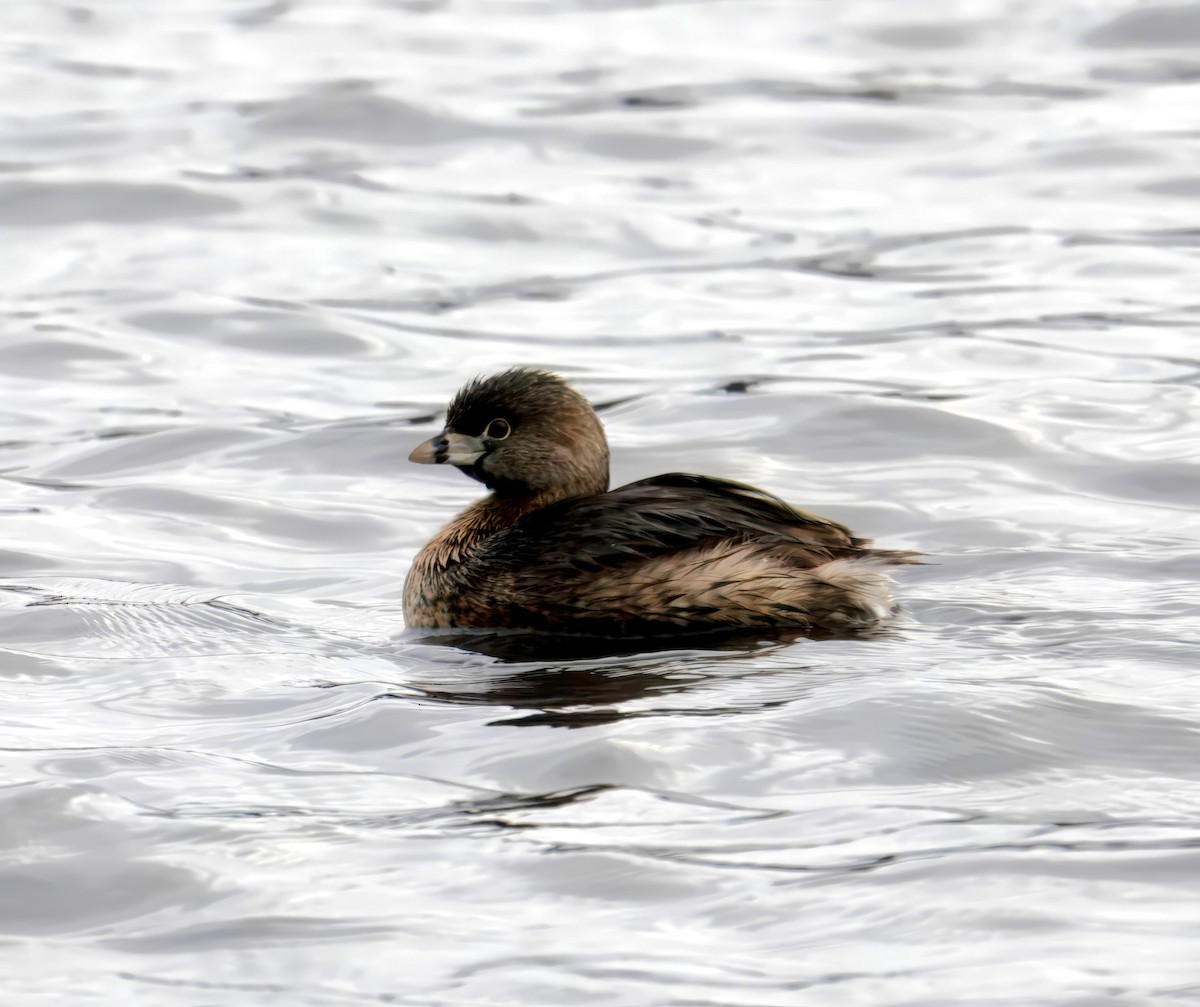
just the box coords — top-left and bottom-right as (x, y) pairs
(404, 368), (917, 636)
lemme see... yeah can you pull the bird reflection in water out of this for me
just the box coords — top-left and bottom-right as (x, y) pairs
(400, 625), (888, 728)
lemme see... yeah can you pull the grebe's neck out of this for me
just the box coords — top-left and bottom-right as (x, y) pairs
(422, 490), (561, 568)
(403, 479), (604, 630)
(452, 493), (541, 544)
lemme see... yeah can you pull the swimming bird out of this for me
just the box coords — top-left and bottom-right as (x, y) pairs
(404, 368), (917, 637)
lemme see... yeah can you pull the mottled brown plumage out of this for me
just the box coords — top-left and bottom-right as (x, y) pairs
(403, 368), (918, 636)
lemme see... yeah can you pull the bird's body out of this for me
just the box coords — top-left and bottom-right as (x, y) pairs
(403, 369), (916, 637)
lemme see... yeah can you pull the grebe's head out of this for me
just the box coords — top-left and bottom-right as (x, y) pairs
(409, 368), (609, 500)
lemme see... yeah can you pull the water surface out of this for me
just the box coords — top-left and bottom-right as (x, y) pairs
(2, 1), (1199, 1004)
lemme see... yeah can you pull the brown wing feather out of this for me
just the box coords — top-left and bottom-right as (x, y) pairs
(485, 474), (860, 572)
(456, 474), (911, 633)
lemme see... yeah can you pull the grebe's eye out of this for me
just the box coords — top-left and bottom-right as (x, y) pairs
(484, 418), (511, 440)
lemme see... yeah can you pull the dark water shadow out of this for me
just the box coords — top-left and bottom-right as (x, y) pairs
(398, 625), (893, 728)
(412, 625), (824, 663)
(409, 664), (708, 728)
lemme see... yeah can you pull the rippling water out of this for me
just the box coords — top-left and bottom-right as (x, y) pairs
(3, 1), (1200, 1003)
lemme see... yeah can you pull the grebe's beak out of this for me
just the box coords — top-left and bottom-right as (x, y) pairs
(408, 431), (486, 467)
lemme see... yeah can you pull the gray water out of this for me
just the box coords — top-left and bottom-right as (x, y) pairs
(3, 1), (1200, 1004)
